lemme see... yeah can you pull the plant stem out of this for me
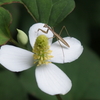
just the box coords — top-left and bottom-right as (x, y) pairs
(9, 39), (27, 49)
(10, 38), (20, 47)
(56, 94), (63, 100)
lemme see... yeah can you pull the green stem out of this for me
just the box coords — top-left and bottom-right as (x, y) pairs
(10, 38), (20, 47)
(9, 38), (27, 49)
(56, 94), (63, 100)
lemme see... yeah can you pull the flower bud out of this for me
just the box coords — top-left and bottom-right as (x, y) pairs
(17, 29), (28, 45)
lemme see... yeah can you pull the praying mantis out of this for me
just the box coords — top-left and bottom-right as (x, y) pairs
(38, 24), (70, 48)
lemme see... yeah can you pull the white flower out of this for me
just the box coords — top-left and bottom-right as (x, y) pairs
(0, 23), (83, 95)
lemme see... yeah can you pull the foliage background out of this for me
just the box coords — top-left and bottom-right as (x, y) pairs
(0, 0), (100, 100)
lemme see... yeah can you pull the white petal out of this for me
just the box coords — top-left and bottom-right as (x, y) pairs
(50, 37), (83, 63)
(29, 23), (54, 47)
(0, 45), (34, 72)
(35, 63), (72, 95)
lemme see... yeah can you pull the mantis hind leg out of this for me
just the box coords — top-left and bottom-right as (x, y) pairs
(56, 38), (65, 63)
(57, 26), (70, 63)
(59, 26), (70, 36)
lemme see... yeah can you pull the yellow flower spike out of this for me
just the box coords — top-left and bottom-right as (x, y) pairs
(48, 50), (52, 53)
(49, 55), (54, 58)
(40, 57), (43, 61)
(43, 57), (46, 60)
(33, 35), (53, 66)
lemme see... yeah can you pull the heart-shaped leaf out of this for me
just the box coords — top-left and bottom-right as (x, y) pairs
(21, 0), (75, 27)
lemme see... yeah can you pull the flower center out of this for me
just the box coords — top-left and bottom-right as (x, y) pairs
(32, 35), (53, 66)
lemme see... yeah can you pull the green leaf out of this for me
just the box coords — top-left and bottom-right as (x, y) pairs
(21, 0), (75, 27)
(0, 0), (75, 27)
(0, 70), (28, 100)
(3, 3), (21, 33)
(0, 7), (12, 45)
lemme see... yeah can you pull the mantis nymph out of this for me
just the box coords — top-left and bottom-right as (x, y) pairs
(38, 24), (70, 48)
